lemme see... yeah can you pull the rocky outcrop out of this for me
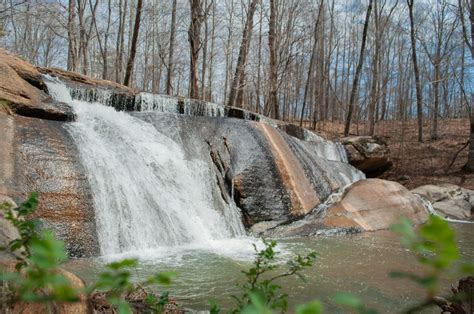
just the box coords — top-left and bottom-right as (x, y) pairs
(258, 179), (429, 237)
(411, 184), (474, 220)
(341, 136), (392, 177)
(139, 113), (363, 228)
(0, 49), (73, 121)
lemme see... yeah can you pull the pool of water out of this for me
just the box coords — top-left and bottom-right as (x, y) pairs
(64, 223), (473, 313)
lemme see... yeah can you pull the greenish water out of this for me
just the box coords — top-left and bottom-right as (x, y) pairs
(65, 223), (473, 313)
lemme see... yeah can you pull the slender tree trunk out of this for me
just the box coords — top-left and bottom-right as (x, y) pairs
(368, 0), (380, 136)
(255, 3), (263, 113)
(223, 1), (235, 103)
(207, 2), (216, 101)
(344, 0), (372, 136)
(115, 0), (127, 82)
(431, 59), (440, 140)
(300, 0), (324, 126)
(166, 0), (177, 95)
(227, 0), (259, 108)
(200, 0), (209, 100)
(407, 0), (423, 142)
(266, 0), (279, 119)
(464, 0), (474, 171)
(188, 0), (203, 99)
(123, 0), (143, 87)
(67, 0), (77, 71)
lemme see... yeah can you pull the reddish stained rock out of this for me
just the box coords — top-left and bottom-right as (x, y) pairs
(0, 112), (99, 257)
(0, 49), (73, 121)
(39, 67), (136, 95)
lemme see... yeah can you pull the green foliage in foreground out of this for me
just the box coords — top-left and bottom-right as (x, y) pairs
(228, 239), (319, 313)
(0, 194), (174, 313)
(1, 193), (473, 313)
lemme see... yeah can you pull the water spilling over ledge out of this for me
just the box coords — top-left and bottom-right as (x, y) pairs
(42, 75), (366, 256)
(1, 55), (432, 260)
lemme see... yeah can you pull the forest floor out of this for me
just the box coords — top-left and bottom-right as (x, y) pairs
(300, 118), (474, 190)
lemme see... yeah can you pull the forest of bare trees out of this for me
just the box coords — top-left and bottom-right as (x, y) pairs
(0, 0), (472, 141)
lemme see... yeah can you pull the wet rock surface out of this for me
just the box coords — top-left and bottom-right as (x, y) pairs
(138, 113), (364, 228)
(412, 184), (474, 220)
(341, 136), (392, 177)
(0, 112), (99, 257)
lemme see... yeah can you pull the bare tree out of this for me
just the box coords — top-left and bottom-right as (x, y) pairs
(266, 0), (279, 119)
(123, 0), (143, 87)
(299, 0), (325, 126)
(344, 0), (373, 136)
(166, 0), (178, 95)
(227, 0), (259, 108)
(188, 0), (211, 99)
(67, 0), (78, 72)
(461, 0), (474, 171)
(407, 0), (424, 142)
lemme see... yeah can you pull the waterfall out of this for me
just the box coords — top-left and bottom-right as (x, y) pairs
(44, 77), (246, 256)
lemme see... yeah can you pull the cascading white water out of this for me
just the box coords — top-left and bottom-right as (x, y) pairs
(44, 77), (246, 256)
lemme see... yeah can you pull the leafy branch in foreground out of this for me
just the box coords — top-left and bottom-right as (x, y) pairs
(0, 194), (175, 314)
(391, 215), (473, 313)
(0, 192), (39, 269)
(229, 239), (321, 314)
(0, 193), (80, 308)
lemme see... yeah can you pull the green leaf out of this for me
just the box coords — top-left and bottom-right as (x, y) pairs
(295, 300), (323, 314)
(146, 271), (176, 285)
(106, 258), (138, 270)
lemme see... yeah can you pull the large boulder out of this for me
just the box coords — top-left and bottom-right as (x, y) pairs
(259, 179), (429, 237)
(411, 184), (473, 220)
(323, 179), (428, 231)
(341, 136), (392, 177)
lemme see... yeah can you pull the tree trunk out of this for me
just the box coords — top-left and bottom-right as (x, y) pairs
(464, 0), (474, 171)
(407, 0), (424, 142)
(200, 0), (209, 100)
(166, 0), (177, 95)
(115, 0), (127, 83)
(67, 0), (78, 72)
(344, 0), (372, 136)
(266, 0), (279, 119)
(207, 1), (216, 101)
(123, 0), (143, 87)
(300, 0), (324, 126)
(431, 59), (440, 140)
(227, 0), (259, 108)
(368, 0), (380, 136)
(188, 0), (203, 99)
